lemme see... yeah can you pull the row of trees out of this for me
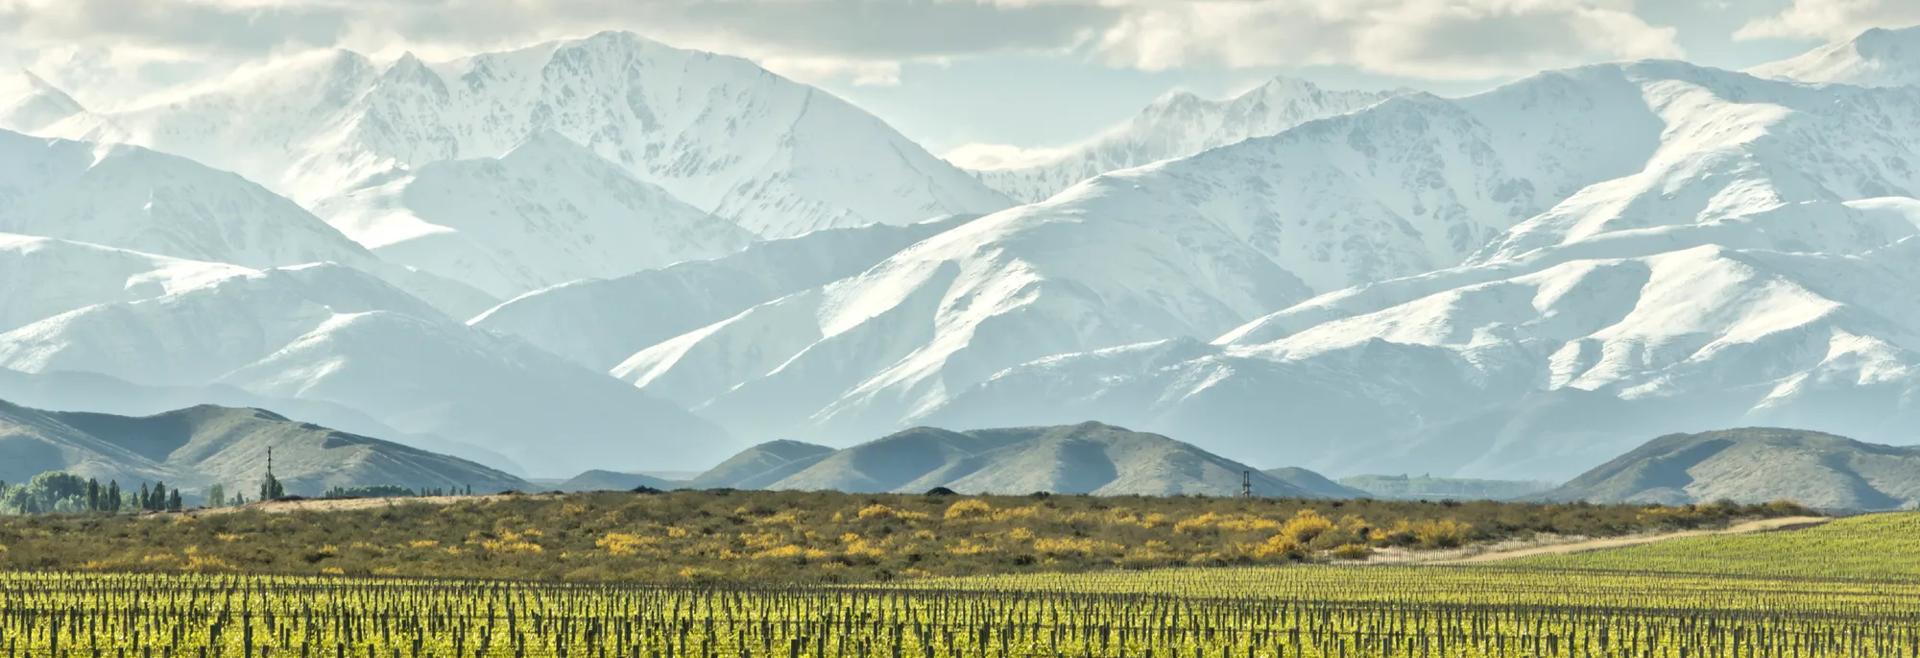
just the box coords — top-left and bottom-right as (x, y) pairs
(4, 468), (481, 516)
(0, 472), (287, 516)
(0, 473), (180, 515)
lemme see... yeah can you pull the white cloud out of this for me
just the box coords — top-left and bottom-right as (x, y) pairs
(1094, 0), (1684, 80)
(0, 0), (1691, 94)
(1735, 0), (1920, 41)
(943, 142), (1075, 169)
(758, 56), (905, 87)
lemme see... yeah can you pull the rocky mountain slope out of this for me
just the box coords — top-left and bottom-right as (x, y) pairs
(968, 77), (1399, 202)
(1543, 428), (1920, 510)
(0, 399), (526, 496)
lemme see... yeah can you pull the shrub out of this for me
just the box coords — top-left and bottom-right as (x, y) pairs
(944, 499), (994, 521)
(1281, 509), (1335, 545)
(1329, 543), (1373, 560)
(1413, 519), (1473, 548)
(1252, 534), (1304, 560)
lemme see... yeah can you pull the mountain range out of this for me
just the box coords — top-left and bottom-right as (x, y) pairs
(569, 421), (1350, 498)
(965, 77), (1400, 202)
(1, 26), (1918, 482)
(619, 55), (1920, 477)
(0, 399), (525, 496)
(44, 33), (1008, 240)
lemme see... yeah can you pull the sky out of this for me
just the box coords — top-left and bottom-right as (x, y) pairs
(3, 0), (1918, 163)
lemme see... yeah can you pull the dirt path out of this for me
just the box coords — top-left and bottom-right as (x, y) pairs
(1409, 516), (1831, 565)
(188, 492), (552, 517)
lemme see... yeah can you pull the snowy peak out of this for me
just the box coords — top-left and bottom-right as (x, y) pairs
(0, 128), (372, 269)
(0, 71), (83, 127)
(1751, 25), (1920, 87)
(0, 233), (256, 333)
(0, 72), (121, 141)
(108, 32), (1010, 238)
(311, 127), (752, 299)
(967, 75), (1401, 202)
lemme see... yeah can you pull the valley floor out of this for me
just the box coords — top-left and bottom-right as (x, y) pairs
(0, 512), (1910, 657)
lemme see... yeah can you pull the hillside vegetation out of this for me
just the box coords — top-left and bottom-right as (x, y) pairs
(0, 490), (1796, 583)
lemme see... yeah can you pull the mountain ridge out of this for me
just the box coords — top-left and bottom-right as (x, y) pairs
(1543, 427), (1920, 510)
(0, 398), (528, 496)
(693, 421), (1340, 498)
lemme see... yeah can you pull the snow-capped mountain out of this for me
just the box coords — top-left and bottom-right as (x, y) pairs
(312, 130), (751, 299)
(615, 60), (1920, 467)
(1750, 25), (1920, 87)
(0, 129), (495, 316)
(0, 72), (122, 142)
(610, 62), (1725, 440)
(966, 77), (1400, 202)
(472, 215), (974, 370)
(932, 237), (1920, 480)
(94, 32), (1008, 239)
(0, 129), (376, 270)
(0, 233), (252, 333)
(0, 256), (734, 475)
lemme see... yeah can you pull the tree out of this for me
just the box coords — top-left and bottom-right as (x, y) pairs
(0, 472), (90, 515)
(137, 483), (150, 511)
(166, 489), (182, 512)
(86, 479), (100, 512)
(206, 484), (226, 510)
(259, 446), (286, 502)
(106, 481), (121, 513)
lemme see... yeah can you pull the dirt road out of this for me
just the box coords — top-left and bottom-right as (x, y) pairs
(1418, 516), (1831, 565)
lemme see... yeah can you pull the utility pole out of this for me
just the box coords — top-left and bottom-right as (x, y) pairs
(1242, 470), (1253, 499)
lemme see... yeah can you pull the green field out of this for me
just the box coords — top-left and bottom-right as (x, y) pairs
(0, 511), (1914, 657)
(1510, 512), (1920, 580)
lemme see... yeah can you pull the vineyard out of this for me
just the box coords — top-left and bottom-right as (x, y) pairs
(0, 512), (1914, 658)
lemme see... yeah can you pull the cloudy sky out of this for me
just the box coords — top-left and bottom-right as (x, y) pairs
(3, 0), (1916, 162)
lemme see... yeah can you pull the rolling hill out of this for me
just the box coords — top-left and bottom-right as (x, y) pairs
(1543, 428), (1920, 510)
(698, 421), (1340, 498)
(0, 399), (527, 496)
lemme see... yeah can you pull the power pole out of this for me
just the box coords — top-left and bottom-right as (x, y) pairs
(1242, 470), (1253, 499)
